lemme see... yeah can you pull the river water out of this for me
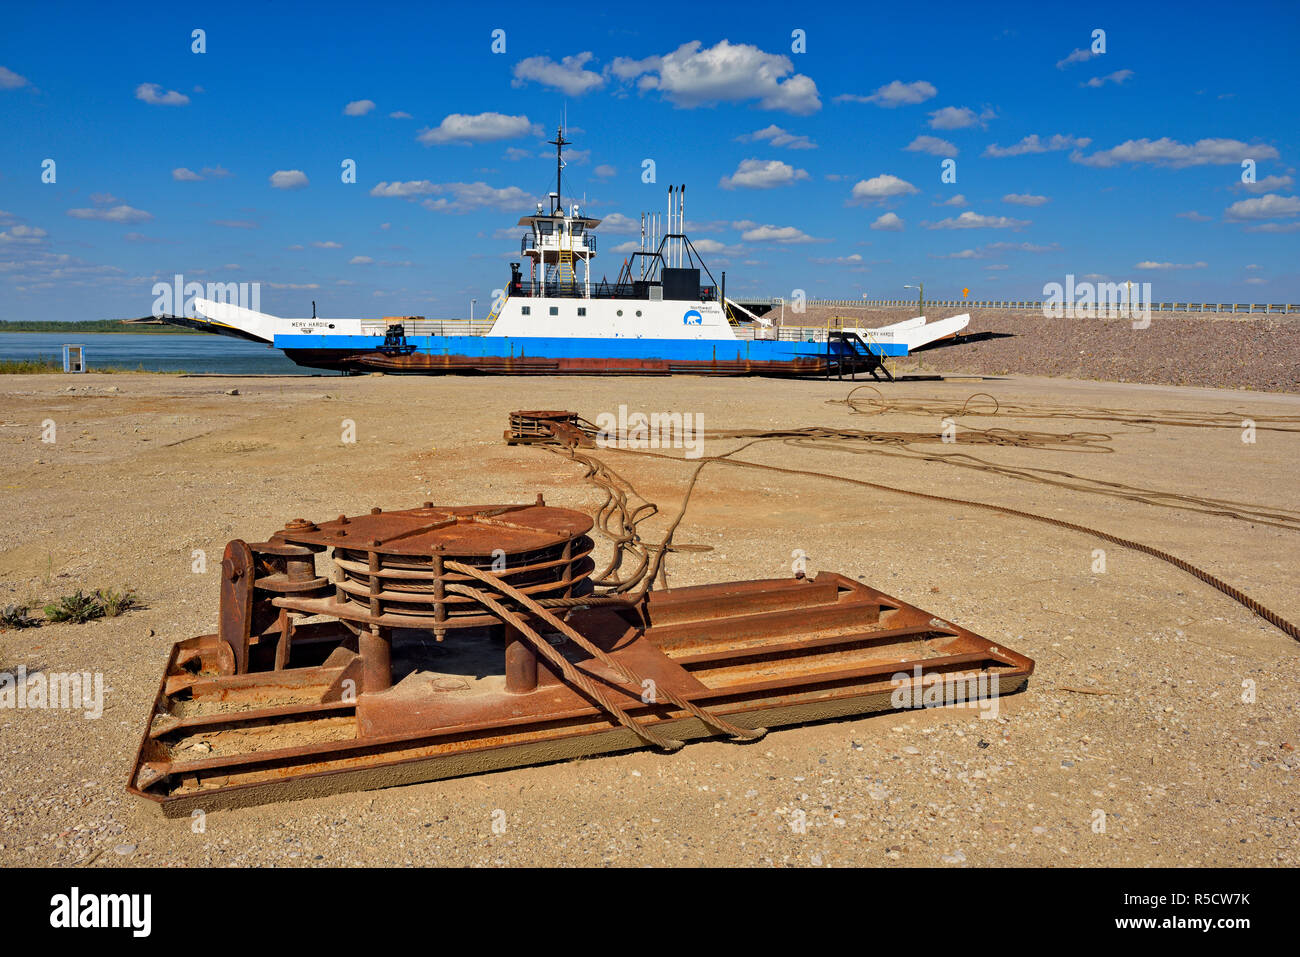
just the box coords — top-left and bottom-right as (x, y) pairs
(0, 333), (322, 375)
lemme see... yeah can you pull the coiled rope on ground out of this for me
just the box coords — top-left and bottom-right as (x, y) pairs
(510, 393), (1300, 643)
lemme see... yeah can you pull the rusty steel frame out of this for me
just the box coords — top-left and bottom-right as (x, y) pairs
(128, 501), (1034, 815)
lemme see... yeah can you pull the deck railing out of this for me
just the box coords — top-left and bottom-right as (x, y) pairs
(742, 298), (1299, 314)
(359, 319), (495, 337)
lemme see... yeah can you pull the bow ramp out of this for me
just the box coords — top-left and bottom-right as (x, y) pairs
(846, 313), (972, 351)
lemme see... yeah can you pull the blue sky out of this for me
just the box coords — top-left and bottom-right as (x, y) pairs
(1, 0), (1298, 322)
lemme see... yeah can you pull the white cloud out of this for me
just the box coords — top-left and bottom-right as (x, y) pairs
(370, 180), (531, 212)
(941, 237), (1060, 256)
(736, 125), (816, 149)
(512, 52), (605, 96)
(1224, 193), (1300, 221)
(740, 224), (818, 243)
(904, 135), (958, 157)
(1246, 221), (1300, 233)
(927, 106), (993, 130)
(811, 253), (864, 265)
(1177, 210), (1213, 222)
(871, 212), (904, 231)
(0, 66), (29, 89)
(925, 211), (1029, 230)
(417, 112), (539, 145)
(312, 241), (343, 249)
(847, 174), (918, 204)
(1134, 261), (1208, 270)
(597, 212), (640, 234)
(1235, 174), (1293, 193)
(690, 238), (742, 255)
(172, 165), (232, 182)
(593, 164), (616, 180)
(270, 169), (309, 190)
(1083, 69), (1133, 88)
(371, 181), (440, 198)
(609, 54), (661, 80)
(612, 40), (820, 115)
(389, 111), (412, 119)
(344, 99), (376, 116)
(610, 240), (640, 254)
(135, 82), (190, 106)
(1056, 48), (1095, 69)
(0, 225), (48, 244)
(1072, 137), (1279, 168)
(835, 80), (936, 107)
(418, 186), (532, 213)
(984, 134), (1090, 158)
(1245, 277), (1267, 284)
(936, 194), (967, 206)
(1003, 193), (1049, 206)
(719, 158), (810, 190)
(349, 256), (374, 265)
(67, 204), (153, 223)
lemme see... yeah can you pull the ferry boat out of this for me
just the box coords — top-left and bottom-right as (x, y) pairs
(185, 129), (970, 377)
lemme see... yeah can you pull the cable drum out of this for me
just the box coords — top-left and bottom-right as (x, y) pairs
(276, 502), (596, 630)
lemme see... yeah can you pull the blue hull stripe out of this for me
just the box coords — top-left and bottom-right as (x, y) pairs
(271, 334), (909, 359)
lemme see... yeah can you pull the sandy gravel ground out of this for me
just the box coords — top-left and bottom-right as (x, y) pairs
(1, 370), (1297, 867)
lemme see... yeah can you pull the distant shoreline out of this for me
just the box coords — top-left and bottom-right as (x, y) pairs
(0, 321), (199, 334)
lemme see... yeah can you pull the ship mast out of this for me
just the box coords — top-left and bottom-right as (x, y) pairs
(547, 126), (570, 214)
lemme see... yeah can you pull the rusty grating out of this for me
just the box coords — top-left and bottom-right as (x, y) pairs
(128, 501), (1034, 815)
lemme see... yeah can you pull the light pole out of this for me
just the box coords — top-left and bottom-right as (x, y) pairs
(470, 298), (477, 321)
(904, 282), (924, 316)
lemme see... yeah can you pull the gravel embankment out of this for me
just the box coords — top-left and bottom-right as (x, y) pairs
(782, 307), (1299, 393)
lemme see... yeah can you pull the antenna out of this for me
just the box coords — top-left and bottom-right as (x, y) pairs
(547, 125), (571, 213)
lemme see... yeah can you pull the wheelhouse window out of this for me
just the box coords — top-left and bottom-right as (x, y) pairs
(577, 307), (586, 316)
(521, 306), (531, 316)
(549, 306), (558, 316)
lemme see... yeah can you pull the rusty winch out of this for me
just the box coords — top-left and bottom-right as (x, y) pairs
(129, 498), (1033, 815)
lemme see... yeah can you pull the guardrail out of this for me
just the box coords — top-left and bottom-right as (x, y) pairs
(743, 298), (1299, 314)
(359, 320), (495, 336)
(733, 326), (833, 342)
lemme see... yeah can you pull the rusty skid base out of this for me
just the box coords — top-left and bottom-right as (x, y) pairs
(129, 573), (1032, 815)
